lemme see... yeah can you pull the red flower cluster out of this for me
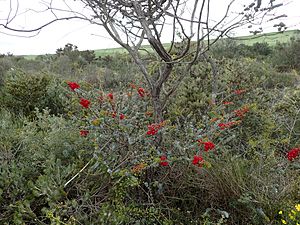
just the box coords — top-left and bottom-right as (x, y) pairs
(159, 155), (169, 166)
(192, 155), (204, 167)
(218, 121), (240, 130)
(67, 81), (80, 91)
(80, 98), (91, 108)
(110, 112), (125, 120)
(223, 101), (234, 105)
(80, 130), (89, 137)
(234, 89), (246, 95)
(234, 106), (249, 118)
(287, 148), (300, 161)
(197, 140), (215, 152)
(146, 122), (165, 135)
(119, 113), (125, 120)
(107, 93), (114, 100)
(138, 87), (145, 97)
(204, 141), (215, 152)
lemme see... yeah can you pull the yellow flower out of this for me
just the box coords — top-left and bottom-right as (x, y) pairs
(289, 213), (295, 220)
(295, 204), (300, 212)
(279, 211), (283, 215)
(281, 219), (287, 224)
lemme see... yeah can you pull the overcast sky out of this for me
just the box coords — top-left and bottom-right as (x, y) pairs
(0, 0), (299, 55)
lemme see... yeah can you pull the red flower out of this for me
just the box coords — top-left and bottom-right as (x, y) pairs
(234, 89), (246, 95)
(119, 113), (125, 120)
(138, 87), (145, 97)
(287, 148), (300, 161)
(107, 93), (114, 100)
(192, 155), (204, 167)
(218, 123), (226, 130)
(159, 155), (169, 166)
(160, 161), (169, 166)
(146, 124), (160, 135)
(223, 101), (234, 105)
(218, 121), (240, 130)
(146, 121), (165, 136)
(80, 130), (89, 137)
(203, 141), (215, 152)
(160, 155), (167, 161)
(235, 106), (249, 118)
(80, 98), (91, 108)
(67, 81), (80, 91)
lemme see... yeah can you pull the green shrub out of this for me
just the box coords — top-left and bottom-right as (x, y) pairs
(0, 57), (14, 87)
(271, 38), (300, 72)
(0, 109), (94, 224)
(1, 70), (68, 116)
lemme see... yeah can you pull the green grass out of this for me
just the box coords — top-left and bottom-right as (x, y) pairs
(92, 30), (300, 56)
(94, 47), (128, 57)
(232, 29), (300, 46)
(23, 29), (300, 59)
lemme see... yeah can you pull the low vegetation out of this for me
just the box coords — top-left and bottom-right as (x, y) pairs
(0, 33), (300, 224)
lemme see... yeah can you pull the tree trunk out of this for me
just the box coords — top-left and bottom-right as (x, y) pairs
(152, 96), (163, 123)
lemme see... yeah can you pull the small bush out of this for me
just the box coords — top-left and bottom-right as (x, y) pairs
(1, 70), (68, 116)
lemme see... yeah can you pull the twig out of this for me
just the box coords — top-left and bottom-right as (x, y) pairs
(64, 138), (112, 188)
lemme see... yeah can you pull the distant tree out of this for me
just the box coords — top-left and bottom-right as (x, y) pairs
(271, 38), (300, 72)
(56, 43), (96, 67)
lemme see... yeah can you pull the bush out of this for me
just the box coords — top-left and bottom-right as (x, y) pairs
(0, 57), (14, 87)
(210, 39), (272, 59)
(0, 70), (68, 116)
(271, 38), (300, 72)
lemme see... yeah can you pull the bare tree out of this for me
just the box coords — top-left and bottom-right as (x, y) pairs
(0, 0), (286, 123)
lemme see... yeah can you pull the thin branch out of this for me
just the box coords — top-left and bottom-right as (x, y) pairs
(1, 16), (90, 33)
(64, 138), (112, 188)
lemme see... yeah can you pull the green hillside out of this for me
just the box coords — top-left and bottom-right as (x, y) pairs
(232, 29), (300, 46)
(23, 29), (300, 59)
(94, 30), (300, 57)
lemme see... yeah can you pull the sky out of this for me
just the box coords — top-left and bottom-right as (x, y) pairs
(0, 0), (299, 55)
